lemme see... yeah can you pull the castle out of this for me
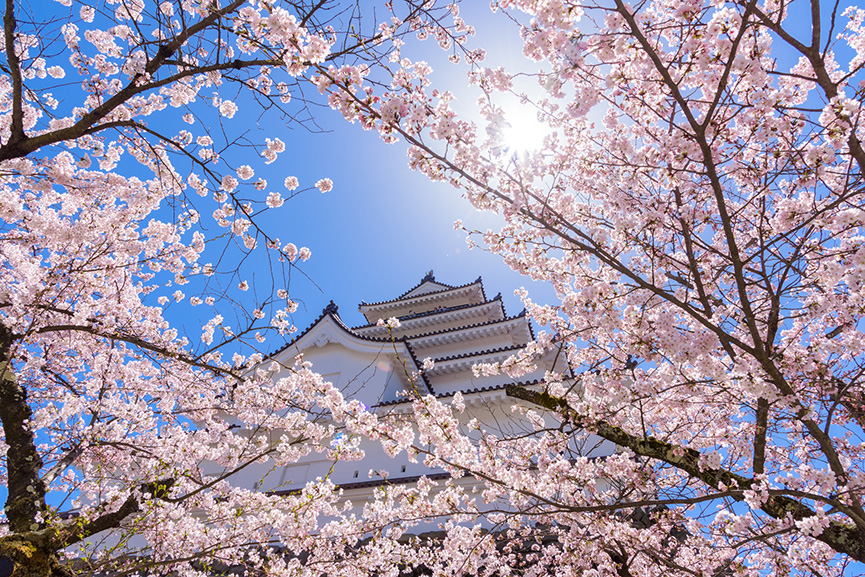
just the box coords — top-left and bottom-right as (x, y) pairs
(225, 272), (612, 513)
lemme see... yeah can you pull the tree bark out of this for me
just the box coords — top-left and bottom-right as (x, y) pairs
(0, 533), (66, 577)
(0, 325), (62, 576)
(0, 324), (47, 532)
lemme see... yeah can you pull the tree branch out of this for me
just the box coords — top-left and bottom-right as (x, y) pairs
(59, 478), (175, 547)
(34, 323), (241, 380)
(2, 0), (23, 146)
(0, 0), (248, 162)
(506, 384), (865, 562)
(753, 397), (768, 476)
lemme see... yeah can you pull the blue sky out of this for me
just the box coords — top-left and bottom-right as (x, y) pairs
(169, 3), (559, 341)
(243, 109), (556, 332)
(13, 1), (551, 348)
(274, 8), (550, 331)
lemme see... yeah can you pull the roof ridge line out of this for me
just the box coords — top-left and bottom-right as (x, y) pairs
(263, 306), (335, 361)
(264, 305), (438, 394)
(374, 380), (543, 407)
(358, 277), (484, 309)
(352, 297), (505, 330)
(268, 472), (453, 496)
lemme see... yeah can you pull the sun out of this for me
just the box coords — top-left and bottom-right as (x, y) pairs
(498, 106), (549, 157)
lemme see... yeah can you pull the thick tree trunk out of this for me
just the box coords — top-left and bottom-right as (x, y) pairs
(0, 533), (64, 577)
(0, 326), (64, 577)
(0, 325), (47, 533)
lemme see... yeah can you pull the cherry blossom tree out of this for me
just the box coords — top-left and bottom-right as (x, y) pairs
(311, 0), (865, 575)
(0, 1), (468, 576)
(7, 0), (865, 575)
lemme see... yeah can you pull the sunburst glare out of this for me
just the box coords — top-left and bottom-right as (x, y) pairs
(498, 106), (549, 157)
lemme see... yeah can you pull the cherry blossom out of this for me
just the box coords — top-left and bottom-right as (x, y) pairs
(219, 100), (238, 118)
(236, 165), (254, 180)
(0, 1), (473, 576)
(266, 192), (285, 208)
(313, 0), (865, 574)
(5, 0), (865, 576)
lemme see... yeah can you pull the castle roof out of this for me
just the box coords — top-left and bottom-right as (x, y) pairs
(264, 272), (547, 404)
(352, 297), (506, 338)
(404, 312), (532, 350)
(357, 272), (487, 323)
(374, 379), (544, 408)
(264, 302), (433, 394)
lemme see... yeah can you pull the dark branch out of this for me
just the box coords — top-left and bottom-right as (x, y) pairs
(506, 384), (865, 562)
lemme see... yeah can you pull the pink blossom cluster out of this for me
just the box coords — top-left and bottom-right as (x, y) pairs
(306, 0), (865, 574)
(3, 0), (865, 575)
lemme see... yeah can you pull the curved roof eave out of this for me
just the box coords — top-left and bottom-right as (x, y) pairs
(432, 343), (525, 364)
(352, 295), (505, 332)
(400, 311), (531, 345)
(373, 379), (544, 408)
(265, 309), (433, 393)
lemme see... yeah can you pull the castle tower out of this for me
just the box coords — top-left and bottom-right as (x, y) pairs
(354, 271), (538, 397)
(223, 273), (591, 502)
